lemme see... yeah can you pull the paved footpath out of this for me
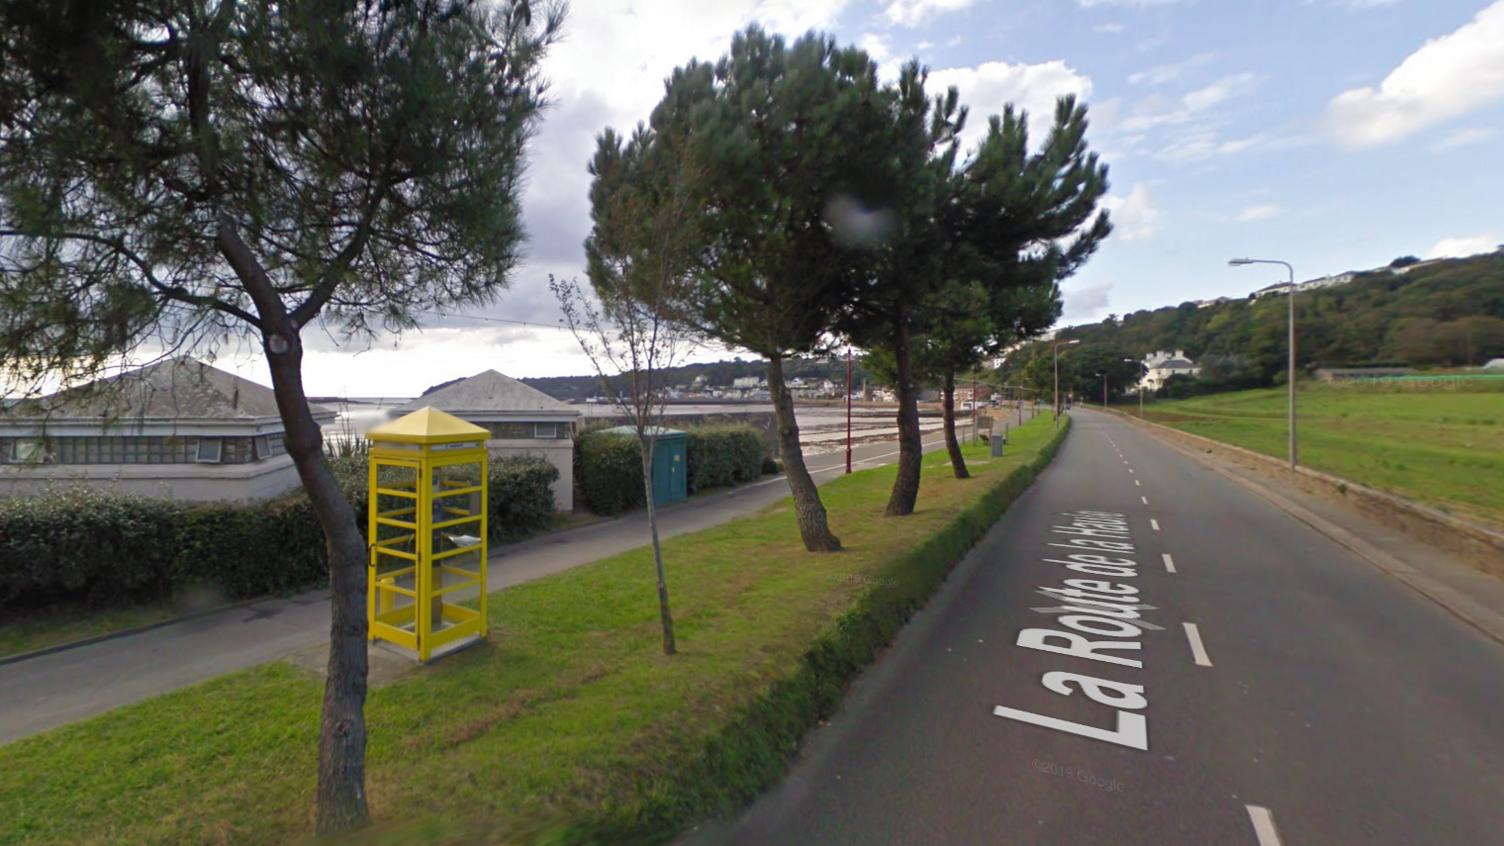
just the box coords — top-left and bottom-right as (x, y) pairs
(0, 425), (983, 746)
(684, 408), (1504, 846)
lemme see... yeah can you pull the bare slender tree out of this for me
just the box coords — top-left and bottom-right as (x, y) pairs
(550, 123), (702, 655)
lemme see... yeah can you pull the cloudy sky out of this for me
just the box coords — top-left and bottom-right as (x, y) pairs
(205, 0), (1504, 397)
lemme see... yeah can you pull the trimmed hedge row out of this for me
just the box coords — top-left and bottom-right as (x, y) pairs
(685, 426), (763, 494)
(575, 424), (768, 517)
(0, 454), (558, 613)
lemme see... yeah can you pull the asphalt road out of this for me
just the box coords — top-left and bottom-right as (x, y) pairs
(688, 408), (1504, 846)
(0, 422), (984, 746)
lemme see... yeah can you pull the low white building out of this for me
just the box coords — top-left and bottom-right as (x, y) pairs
(387, 370), (582, 512)
(1139, 349), (1201, 392)
(0, 357), (335, 502)
(1297, 272), (1355, 292)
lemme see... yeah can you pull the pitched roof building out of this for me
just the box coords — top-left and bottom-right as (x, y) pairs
(0, 357), (335, 501)
(389, 370), (582, 511)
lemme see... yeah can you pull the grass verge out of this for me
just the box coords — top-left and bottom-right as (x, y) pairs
(1132, 385), (1503, 530)
(0, 600), (183, 660)
(0, 415), (1068, 846)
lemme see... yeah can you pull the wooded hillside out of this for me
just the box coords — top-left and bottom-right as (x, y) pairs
(1000, 251), (1504, 396)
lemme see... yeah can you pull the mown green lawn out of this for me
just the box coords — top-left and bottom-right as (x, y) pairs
(0, 419), (1057, 846)
(1137, 383), (1504, 529)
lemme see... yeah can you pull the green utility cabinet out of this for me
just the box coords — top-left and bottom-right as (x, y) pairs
(597, 426), (688, 505)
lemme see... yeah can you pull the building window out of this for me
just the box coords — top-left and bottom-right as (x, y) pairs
(486, 422), (532, 439)
(7, 439), (45, 463)
(533, 423), (559, 439)
(253, 435), (271, 461)
(196, 438), (223, 463)
(269, 434), (286, 456)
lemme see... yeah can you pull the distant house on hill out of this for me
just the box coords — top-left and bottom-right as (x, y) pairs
(1249, 282), (1291, 299)
(0, 357), (335, 501)
(1139, 350), (1201, 392)
(1297, 273), (1356, 292)
(387, 370), (582, 511)
(1483, 358), (1504, 371)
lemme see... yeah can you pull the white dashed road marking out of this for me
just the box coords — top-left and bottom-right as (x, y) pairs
(1141, 496), (1149, 505)
(1150, 519), (1160, 531)
(1183, 623), (1212, 667)
(1162, 553), (1176, 573)
(1246, 805), (1284, 846)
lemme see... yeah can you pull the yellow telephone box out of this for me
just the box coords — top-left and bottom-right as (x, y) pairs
(366, 407), (490, 662)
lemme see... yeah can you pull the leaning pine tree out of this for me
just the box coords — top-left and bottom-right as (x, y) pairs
(845, 92), (1112, 516)
(592, 26), (911, 552)
(0, 0), (563, 833)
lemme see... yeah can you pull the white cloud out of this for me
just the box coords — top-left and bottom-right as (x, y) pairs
(927, 60), (1095, 156)
(1101, 183), (1161, 241)
(1348, 0), (1400, 8)
(1432, 127), (1499, 150)
(885, 0), (983, 27)
(1094, 23), (1126, 33)
(1235, 204), (1283, 222)
(1128, 53), (1212, 86)
(1325, 0), (1504, 148)
(1078, 0), (1190, 7)
(1062, 280), (1115, 322)
(1118, 72), (1263, 132)
(1426, 233), (1499, 259)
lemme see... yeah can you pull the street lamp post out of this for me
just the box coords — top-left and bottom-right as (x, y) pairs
(1053, 339), (1080, 429)
(845, 347), (853, 475)
(1123, 358), (1141, 419)
(1098, 372), (1108, 408)
(1230, 258), (1298, 475)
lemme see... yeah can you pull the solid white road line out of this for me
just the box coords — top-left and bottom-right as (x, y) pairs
(1162, 553), (1176, 572)
(1183, 623), (1212, 666)
(1246, 805), (1284, 846)
(1150, 519), (1160, 531)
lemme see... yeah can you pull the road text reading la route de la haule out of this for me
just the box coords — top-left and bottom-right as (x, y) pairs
(993, 510), (1160, 751)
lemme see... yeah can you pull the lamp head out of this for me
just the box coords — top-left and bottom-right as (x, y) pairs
(1229, 258), (1253, 266)
(1069, 339), (1081, 345)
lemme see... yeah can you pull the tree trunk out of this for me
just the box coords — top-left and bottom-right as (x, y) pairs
(768, 352), (842, 552)
(885, 310), (923, 516)
(942, 368), (969, 479)
(263, 335), (371, 834)
(639, 434), (676, 655)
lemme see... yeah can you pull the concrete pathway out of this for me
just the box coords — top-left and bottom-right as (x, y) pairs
(0, 425), (990, 746)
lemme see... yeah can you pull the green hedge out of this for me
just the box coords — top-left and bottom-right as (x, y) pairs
(575, 430), (645, 517)
(575, 424), (767, 515)
(486, 456), (559, 542)
(685, 426), (764, 494)
(0, 454), (557, 613)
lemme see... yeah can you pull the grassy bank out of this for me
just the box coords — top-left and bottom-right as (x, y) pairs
(0, 416), (1067, 846)
(1132, 383), (1503, 529)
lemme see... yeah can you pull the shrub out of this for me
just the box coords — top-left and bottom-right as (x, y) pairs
(761, 455), (782, 476)
(685, 425), (764, 494)
(575, 429), (645, 516)
(487, 455), (559, 542)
